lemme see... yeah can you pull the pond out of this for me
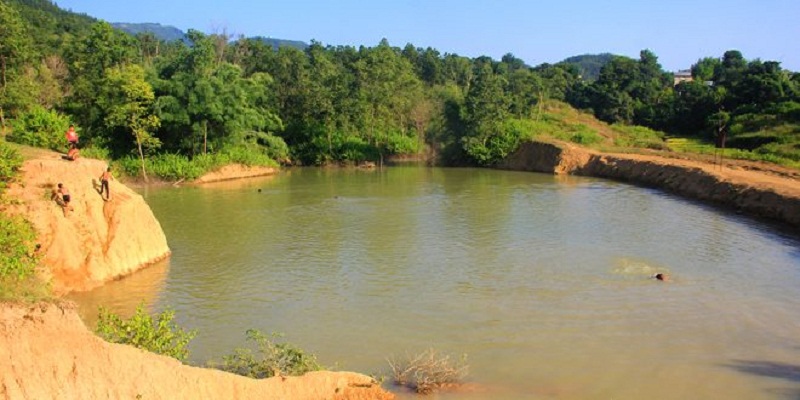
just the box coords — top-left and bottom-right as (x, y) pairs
(69, 166), (800, 399)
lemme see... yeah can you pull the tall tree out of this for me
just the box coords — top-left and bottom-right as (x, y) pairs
(461, 63), (512, 165)
(64, 21), (136, 140)
(102, 64), (161, 180)
(0, 0), (33, 129)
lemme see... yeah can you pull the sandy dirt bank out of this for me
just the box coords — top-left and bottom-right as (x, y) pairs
(194, 164), (278, 184)
(498, 141), (800, 228)
(0, 302), (394, 400)
(5, 152), (170, 294)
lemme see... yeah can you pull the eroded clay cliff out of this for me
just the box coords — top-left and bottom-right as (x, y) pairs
(6, 154), (171, 294)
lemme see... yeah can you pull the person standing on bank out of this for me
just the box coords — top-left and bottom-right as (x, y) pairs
(65, 125), (78, 149)
(99, 166), (113, 201)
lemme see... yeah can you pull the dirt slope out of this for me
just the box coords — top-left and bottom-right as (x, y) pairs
(0, 302), (393, 400)
(5, 153), (170, 294)
(499, 141), (800, 228)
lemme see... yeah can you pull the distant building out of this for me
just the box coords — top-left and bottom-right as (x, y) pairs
(673, 70), (693, 86)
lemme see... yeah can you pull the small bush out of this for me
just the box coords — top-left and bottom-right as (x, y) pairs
(570, 129), (603, 145)
(8, 106), (72, 151)
(253, 133), (290, 162)
(0, 141), (24, 191)
(0, 213), (40, 280)
(79, 146), (112, 161)
(96, 305), (196, 362)
(148, 153), (206, 180)
(387, 349), (469, 394)
(211, 329), (323, 378)
(612, 124), (666, 149)
(221, 145), (277, 167)
(384, 132), (419, 155)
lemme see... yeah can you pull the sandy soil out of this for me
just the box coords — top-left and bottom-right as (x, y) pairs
(194, 164), (278, 184)
(0, 302), (394, 400)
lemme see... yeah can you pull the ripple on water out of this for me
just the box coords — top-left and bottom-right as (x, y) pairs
(75, 167), (800, 400)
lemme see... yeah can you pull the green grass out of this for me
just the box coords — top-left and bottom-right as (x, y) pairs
(522, 101), (799, 169)
(118, 146), (279, 181)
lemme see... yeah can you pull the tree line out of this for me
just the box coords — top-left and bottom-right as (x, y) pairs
(1, 0), (798, 177)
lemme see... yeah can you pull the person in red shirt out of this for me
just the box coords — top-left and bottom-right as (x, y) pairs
(65, 125), (78, 149)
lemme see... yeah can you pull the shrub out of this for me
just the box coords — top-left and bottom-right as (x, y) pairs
(384, 132), (419, 155)
(387, 349), (469, 394)
(8, 106), (71, 150)
(0, 141), (49, 301)
(221, 145), (277, 167)
(255, 133), (290, 162)
(0, 213), (39, 280)
(96, 305), (196, 362)
(570, 129), (603, 145)
(148, 153), (206, 180)
(79, 146), (112, 161)
(501, 118), (541, 141)
(0, 141), (23, 191)
(611, 124), (666, 149)
(211, 329), (323, 378)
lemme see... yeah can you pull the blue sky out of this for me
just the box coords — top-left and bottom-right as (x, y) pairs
(56, 0), (799, 72)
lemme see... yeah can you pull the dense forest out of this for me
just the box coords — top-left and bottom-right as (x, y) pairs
(2, 0), (799, 179)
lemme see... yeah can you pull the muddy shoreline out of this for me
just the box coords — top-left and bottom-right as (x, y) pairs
(497, 141), (800, 229)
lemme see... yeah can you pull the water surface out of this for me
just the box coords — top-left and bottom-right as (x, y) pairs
(70, 166), (800, 399)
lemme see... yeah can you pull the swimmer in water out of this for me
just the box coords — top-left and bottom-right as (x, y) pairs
(654, 273), (669, 282)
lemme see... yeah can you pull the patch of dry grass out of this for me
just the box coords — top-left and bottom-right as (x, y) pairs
(387, 348), (469, 394)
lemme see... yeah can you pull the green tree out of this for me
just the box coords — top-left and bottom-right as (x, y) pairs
(353, 39), (421, 162)
(64, 21), (136, 141)
(0, 0), (33, 129)
(461, 63), (512, 165)
(102, 64), (161, 180)
(507, 68), (543, 118)
(691, 57), (720, 82)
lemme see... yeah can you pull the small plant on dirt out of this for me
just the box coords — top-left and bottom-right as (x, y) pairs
(95, 304), (196, 362)
(387, 348), (469, 394)
(210, 329), (323, 378)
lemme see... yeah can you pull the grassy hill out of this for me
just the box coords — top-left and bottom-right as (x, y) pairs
(519, 101), (800, 169)
(6, 0), (97, 55)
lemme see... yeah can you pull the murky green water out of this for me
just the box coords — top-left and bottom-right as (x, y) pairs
(69, 166), (800, 399)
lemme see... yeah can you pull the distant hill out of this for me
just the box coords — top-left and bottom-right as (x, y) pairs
(251, 36), (308, 51)
(112, 22), (186, 42)
(559, 53), (615, 81)
(6, 0), (97, 55)
(110, 23), (308, 50)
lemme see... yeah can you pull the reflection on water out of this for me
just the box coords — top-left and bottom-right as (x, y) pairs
(66, 258), (169, 329)
(72, 167), (800, 399)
